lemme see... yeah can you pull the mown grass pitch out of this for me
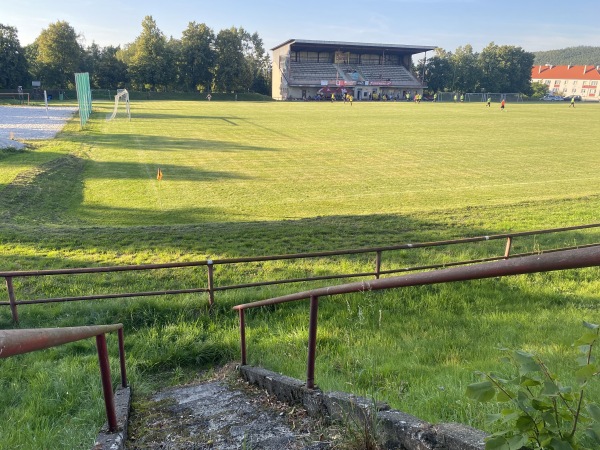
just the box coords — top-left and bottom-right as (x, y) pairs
(5, 99), (595, 227)
(1, 99), (600, 448)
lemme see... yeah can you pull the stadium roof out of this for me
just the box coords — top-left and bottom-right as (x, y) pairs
(532, 64), (600, 81)
(272, 39), (436, 55)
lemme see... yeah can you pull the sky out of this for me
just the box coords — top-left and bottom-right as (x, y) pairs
(1, 0), (598, 56)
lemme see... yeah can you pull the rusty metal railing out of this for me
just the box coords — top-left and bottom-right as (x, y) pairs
(0, 324), (127, 432)
(1, 223), (599, 323)
(233, 246), (600, 389)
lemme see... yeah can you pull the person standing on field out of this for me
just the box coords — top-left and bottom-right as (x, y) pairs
(500, 98), (506, 111)
(486, 97), (491, 107)
(570, 97), (575, 108)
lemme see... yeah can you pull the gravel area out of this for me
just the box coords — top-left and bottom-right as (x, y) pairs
(0, 105), (78, 145)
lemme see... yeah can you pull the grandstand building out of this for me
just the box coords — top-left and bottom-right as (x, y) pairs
(271, 39), (436, 101)
(532, 64), (600, 101)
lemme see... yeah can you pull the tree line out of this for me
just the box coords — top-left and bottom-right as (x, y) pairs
(417, 43), (536, 95)
(0, 16), (271, 94)
(533, 46), (600, 66)
(2, 17), (553, 97)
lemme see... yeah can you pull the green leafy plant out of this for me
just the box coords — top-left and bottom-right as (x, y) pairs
(467, 322), (600, 450)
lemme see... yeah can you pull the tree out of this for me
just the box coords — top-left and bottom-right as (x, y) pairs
(479, 43), (534, 94)
(497, 45), (534, 95)
(421, 48), (453, 93)
(423, 43), (534, 95)
(449, 45), (480, 93)
(127, 16), (171, 90)
(0, 24), (29, 89)
(213, 27), (252, 92)
(179, 22), (215, 92)
(32, 21), (83, 88)
(88, 45), (128, 89)
(530, 80), (548, 98)
(80, 42), (100, 86)
(242, 30), (271, 95)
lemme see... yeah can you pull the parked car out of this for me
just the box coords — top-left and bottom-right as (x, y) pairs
(563, 95), (582, 102)
(542, 94), (564, 101)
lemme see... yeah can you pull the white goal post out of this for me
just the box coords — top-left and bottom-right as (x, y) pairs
(107, 89), (130, 121)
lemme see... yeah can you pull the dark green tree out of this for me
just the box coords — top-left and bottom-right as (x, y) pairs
(479, 42), (534, 94)
(242, 30), (271, 95)
(213, 27), (252, 92)
(90, 45), (128, 89)
(424, 43), (534, 95)
(498, 45), (534, 95)
(179, 22), (215, 92)
(81, 42), (99, 86)
(449, 45), (480, 93)
(127, 16), (172, 90)
(420, 48), (453, 93)
(31, 21), (83, 88)
(530, 80), (549, 98)
(0, 24), (29, 89)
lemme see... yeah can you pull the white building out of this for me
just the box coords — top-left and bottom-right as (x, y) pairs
(271, 39), (435, 101)
(531, 65), (600, 101)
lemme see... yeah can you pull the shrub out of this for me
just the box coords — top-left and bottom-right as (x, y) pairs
(467, 322), (600, 450)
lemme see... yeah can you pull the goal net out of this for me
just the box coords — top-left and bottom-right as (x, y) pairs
(107, 89), (130, 121)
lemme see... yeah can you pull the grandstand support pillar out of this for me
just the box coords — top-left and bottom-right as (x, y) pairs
(207, 260), (215, 306)
(96, 333), (118, 432)
(239, 309), (247, 365)
(306, 295), (319, 389)
(5, 277), (18, 323)
(504, 237), (513, 259)
(375, 251), (382, 279)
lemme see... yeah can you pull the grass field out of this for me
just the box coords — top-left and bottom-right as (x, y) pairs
(1, 99), (600, 448)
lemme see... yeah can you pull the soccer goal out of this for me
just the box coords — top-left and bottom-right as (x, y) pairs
(107, 89), (131, 121)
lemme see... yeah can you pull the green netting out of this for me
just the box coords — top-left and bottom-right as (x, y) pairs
(74, 72), (92, 128)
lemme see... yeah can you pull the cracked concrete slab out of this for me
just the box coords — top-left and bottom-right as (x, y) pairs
(126, 369), (334, 450)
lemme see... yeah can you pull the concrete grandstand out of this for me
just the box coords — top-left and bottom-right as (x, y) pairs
(271, 39), (436, 101)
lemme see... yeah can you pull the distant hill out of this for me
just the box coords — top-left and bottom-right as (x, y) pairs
(534, 46), (600, 65)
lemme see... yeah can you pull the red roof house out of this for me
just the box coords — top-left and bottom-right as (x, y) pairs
(531, 65), (600, 100)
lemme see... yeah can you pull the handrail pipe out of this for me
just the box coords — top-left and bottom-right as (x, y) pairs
(234, 246), (600, 389)
(0, 324), (127, 432)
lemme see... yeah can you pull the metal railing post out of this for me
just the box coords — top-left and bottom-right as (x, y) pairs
(96, 333), (118, 432)
(207, 260), (215, 306)
(504, 236), (513, 259)
(6, 277), (18, 323)
(117, 328), (127, 388)
(306, 295), (319, 389)
(239, 309), (247, 365)
(375, 251), (382, 279)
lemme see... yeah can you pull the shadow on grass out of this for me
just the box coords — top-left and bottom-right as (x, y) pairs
(78, 132), (279, 152)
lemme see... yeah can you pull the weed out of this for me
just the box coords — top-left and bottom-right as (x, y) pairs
(467, 322), (600, 449)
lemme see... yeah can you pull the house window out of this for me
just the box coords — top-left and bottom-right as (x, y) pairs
(573, 80), (578, 85)
(591, 81), (598, 86)
(545, 80), (551, 85)
(572, 88), (577, 93)
(582, 89), (587, 94)
(591, 89), (597, 95)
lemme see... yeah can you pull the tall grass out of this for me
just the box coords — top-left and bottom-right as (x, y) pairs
(0, 100), (599, 448)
